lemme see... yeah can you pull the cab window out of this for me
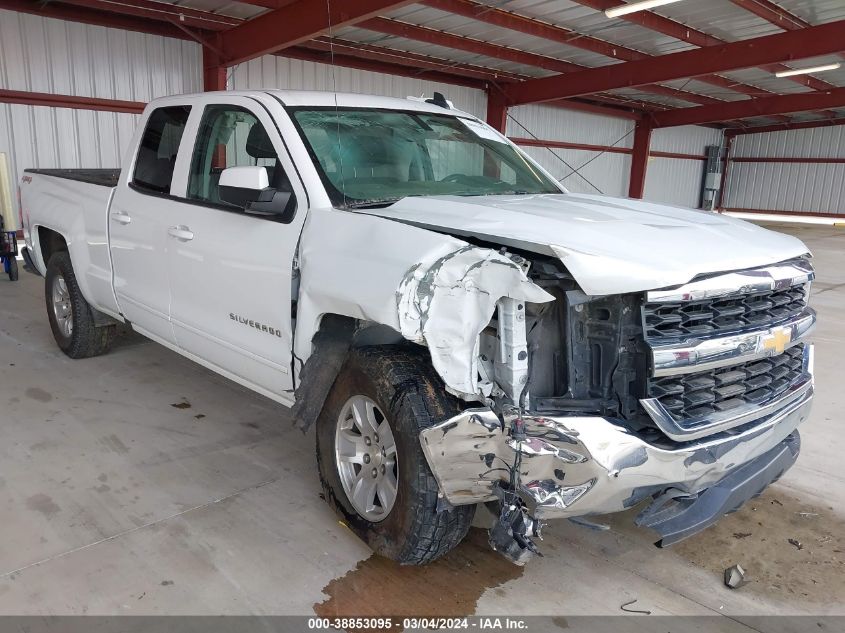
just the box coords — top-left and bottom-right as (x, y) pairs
(188, 105), (293, 209)
(132, 105), (191, 194)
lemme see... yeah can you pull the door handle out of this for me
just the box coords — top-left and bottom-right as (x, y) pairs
(110, 211), (131, 225)
(167, 225), (194, 242)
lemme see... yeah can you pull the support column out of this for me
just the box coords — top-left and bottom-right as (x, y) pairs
(628, 121), (652, 199)
(486, 89), (509, 133)
(203, 42), (227, 92)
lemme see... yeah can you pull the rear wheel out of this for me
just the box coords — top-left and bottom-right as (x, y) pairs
(7, 257), (17, 281)
(45, 251), (116, 358)
(316, 346), (475, 565)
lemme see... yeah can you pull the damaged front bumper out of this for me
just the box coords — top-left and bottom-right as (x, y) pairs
(420, 349), (813, 542)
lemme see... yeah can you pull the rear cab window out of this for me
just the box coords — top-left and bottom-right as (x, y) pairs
(132, 106), (191, 194)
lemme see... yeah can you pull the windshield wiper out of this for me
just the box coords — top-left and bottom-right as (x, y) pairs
(344, 198), (404, 209)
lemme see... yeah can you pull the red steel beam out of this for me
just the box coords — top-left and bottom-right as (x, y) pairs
(359, 17), (585, 74)
(628, 122), (652, 198)
(203, 42), (227, 91)
(360, 18), (725, 107)
(513, 137), (707, 160)
(297, 37), (658, 117)
(504, 20), (845, 105)
(52, 0), (240, 31)
(0, 0), (191, 39)
(730, 156), (845, 165)
(0, 89), (146, 113)
(304, 38), (525, 83)
(513, 137), (632, 155)
(545, 99), (646, 120)
(650, 150), (708, 161)
(729, 0), (845, 86)
(727, 0), (810, 30)
(486, 91), (508, 132)
(573, 0), (835, 94)
(651, 87), (845, 127)
(219, 0), (415, 65)
(232, 0), (299, 9)
(290, 45), (650, 117)
(726, 117), (845, 135)
(427, 0), (784, 101)
(422, 0), (647, 61)
(279, 47), (487, 90)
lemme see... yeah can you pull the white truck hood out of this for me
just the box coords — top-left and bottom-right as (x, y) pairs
(362, 193), (810, 296)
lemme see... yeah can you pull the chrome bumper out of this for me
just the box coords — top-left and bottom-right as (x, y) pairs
(420, 359), (813, 519)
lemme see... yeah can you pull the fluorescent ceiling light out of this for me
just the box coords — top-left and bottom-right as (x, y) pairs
(775, 62), (841, 78)
(605, 0), (686, 18)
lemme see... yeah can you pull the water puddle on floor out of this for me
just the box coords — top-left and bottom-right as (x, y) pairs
(315, 528), (523, 626)
(671, 488), (844, 604)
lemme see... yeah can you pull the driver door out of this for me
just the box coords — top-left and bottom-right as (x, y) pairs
(165, 97), (308, 403)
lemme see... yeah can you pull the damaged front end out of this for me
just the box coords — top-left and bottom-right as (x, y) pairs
(407, 253), (816, 564)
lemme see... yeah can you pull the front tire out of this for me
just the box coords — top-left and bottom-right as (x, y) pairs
(45, 251), (116, 359)
(316, 346), (475, 565)
(7, 257), (18, 281)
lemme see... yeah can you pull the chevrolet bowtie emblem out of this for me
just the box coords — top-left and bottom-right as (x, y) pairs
(762, 327), (791, 355)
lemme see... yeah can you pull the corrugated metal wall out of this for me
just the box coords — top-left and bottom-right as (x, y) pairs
(645, 125), (724, 208)
(0, 9), (202, 224)
(230, 55), (488, 119)
(723, 126), (845, 216)
(507, 106), (721, 204)
(507, 104), (634, 196)
(0, 10), (200, 101)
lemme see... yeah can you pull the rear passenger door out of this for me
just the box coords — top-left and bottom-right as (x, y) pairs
(110, 104), (191, 345)
(165, 96), (308, 403)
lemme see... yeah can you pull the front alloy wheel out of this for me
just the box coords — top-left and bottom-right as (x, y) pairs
(335, 395), (398, 522)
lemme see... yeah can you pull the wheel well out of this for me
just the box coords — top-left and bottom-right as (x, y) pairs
(38, 227), (68, 266)
(291, 315), (414, 432)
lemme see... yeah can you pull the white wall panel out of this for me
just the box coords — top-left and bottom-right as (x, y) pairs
(724, 125), (845, 215)
(231, 55), (488, 118)
(644, 158), (704, 209)
(0, 10), (201, 101)
(507, 104), (635, 148)
(519, 146), (630, 197)
(725, 162), (845, 214)
(507, 107), (722, 206)
(733, 126), (845, 159)
(644, 125), (723, 209)
(0, 102), (138, 181)
(506, 104), (632, 197)
(0, 9), (201, 220)
(651, 125), (723, 154)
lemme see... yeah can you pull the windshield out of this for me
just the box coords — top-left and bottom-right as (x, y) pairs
(289, 107), (562, 208)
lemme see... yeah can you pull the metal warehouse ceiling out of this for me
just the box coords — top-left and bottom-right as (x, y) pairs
(3, 0), (845, 130)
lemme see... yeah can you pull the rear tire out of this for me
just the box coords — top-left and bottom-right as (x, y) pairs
(45, 251), (116, 359)
(316, 346), (475, 565)
(7, 257), (17, 281)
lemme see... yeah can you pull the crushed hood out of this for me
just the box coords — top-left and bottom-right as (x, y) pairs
(361, 193), (810, 295)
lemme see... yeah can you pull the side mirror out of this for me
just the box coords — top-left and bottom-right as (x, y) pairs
(218, 166), (294, 221)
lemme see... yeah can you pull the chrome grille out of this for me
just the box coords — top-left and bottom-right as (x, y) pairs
(643, 284), (809, 340)
(647, 344), (805, 422)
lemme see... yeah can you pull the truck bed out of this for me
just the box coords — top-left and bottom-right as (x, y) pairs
(25, 169), (120, 188)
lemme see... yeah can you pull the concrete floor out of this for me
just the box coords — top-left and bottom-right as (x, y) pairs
(0, 222), (842, 618)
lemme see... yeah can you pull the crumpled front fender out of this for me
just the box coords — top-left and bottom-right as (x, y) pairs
(294, 207), (553, 402)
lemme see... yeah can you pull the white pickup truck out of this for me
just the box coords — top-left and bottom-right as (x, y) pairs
(19, 90), (815, 565)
